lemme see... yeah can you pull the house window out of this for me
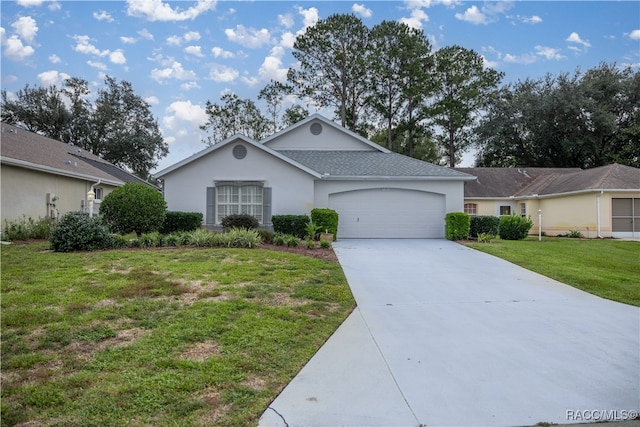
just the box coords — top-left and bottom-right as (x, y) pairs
(94, 187), (103, 201)
(500, 206), (511, 215)
(520, 203), (526, 217)
(612, 198), (639, 232)
(216, 184), (263, 223)
(464, 203), (477, 216)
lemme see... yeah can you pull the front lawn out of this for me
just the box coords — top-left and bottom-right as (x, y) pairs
(463, 237), (639, 306)
(1, 243), (355, 426)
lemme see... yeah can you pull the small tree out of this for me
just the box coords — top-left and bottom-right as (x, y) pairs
(99, 182), (166, 237)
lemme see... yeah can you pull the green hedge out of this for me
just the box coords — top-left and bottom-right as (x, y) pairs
(445, 212), (470, 240)
(498, 215), (533, 240)
(221, 214), (259, 231)
(311, 208), (338, 241)
(160, 211), (203, 234)
(272, 215), (310, 238)
(50, 212), (114, 252)
(469, 215), (500, 238)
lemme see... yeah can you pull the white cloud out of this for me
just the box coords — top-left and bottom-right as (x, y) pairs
(534, 45), (565, 60)
(566, 32), (591, 47)
(241, 75), (260, 87)
(72, 34), (109, 56)
(225, 25), (272, 48)
(278, 13), (294, 28)
(522, 15), (542, 24)
(404, 0), (461, 8)
(400, 8), (429, 29)
(87, 60), (108, 70)
(17, 0), (45, 7)
(138, 28), (154, 40)
(212, 46), (234, 58)
(37, 70), (70, 87)
(482, 55), (499, 69)
(109, 49), (126, 64)
(455, 5), (487, 25)
(163, 100), (208, 134)
(352, 3), (372, 18)
(297, 6), (319, 34)
(145, 96), (160, 105)
(49, 53), (60, 63)
(280, 32), (296, 49)
(151, 61), (197, 83)
(12, 16), (38, 43)
(628, 29), (640, 40)
(259, 46), (288, 82)
(167, 35), (182, 46)
(183, 31), (200, 42)
(126, 0), (216, 22)
(184, 45), (204, 57)
(503, 52), (537, 64)
(121, 36), (137, 44)
(208, 64), (239, 82)
(93, 10), (114, 22)
(2, 34), (35, 61)
(180, 81), (200, 91)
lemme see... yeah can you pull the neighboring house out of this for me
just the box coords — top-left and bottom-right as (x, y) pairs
(1, 122), (154, 225)
(455, 165), (640, 239)
(155, 114), (474, 238)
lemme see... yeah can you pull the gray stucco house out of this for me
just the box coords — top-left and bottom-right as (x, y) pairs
(154, 114), (474, 238)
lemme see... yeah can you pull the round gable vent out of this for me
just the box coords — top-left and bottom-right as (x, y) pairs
(232, 144), (247, 159)
(310, 122), (323, 135)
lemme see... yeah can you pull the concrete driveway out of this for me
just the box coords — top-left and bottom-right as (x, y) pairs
(259, 239), (640, 427)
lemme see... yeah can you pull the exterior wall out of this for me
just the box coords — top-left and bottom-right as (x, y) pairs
(1, 164), (117, 224)
(161, 141), (316, 224)
(465, 191), (640, 239)
(264, 119), (378, 151)
(464, 199), (516, 217)
(315, 179), (465, 213)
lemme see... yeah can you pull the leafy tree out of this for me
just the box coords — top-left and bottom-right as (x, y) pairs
(288, 13), (370, 132)
(475, 64), (639, 168)
(200, 92), (270, 144)
(99, 182), (166, 237)
(258, 80), (293, 134)
(1, 76), (168, 179)
(368, 21), (434, 154)
(92, 76), (167, 178)
(429, 46), (503, 167)
(281, 104), (309, 127)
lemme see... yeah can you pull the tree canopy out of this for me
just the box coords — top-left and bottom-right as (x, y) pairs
(1, 76), (167, 179)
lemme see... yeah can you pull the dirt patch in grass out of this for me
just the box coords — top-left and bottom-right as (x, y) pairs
(180, 340), (221, 362)
(199, 389), (231, 425)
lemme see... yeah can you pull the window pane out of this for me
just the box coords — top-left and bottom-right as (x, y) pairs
(612, 198), (632, 216)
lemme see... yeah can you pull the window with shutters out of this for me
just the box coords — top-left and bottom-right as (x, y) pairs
(216, 183), (263, 223)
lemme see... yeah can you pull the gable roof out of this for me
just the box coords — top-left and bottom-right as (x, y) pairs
(261, 113), (391, 153)
(0, 122), (153, 187)
(280, 150), (473, 180)
(153, 133), (322, 179)
(455, 164), (639, 198)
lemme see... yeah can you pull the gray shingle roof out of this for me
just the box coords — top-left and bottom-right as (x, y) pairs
(1, 122), (153, 187)
(455, 164), (639, 198)
(277, 150), (473, 179)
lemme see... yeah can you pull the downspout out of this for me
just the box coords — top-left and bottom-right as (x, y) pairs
(596, 190), (603, 239)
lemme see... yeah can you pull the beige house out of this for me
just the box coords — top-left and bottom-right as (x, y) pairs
(1, 122), (153, 225)
(455, 165), (640, 239)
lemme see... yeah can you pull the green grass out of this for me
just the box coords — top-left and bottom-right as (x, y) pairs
(463, 237), (639, 306)
(1, 243), (355, 427)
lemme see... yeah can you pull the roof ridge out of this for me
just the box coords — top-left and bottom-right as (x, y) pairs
(592, 163), (617, 188)
(517, 173), (558, 196)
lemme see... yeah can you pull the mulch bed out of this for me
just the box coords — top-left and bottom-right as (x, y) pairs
(260, 243), (339, 262)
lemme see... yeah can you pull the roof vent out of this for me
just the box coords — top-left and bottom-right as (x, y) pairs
(310, 122), (323, 135)
(232, 144), (247, 160)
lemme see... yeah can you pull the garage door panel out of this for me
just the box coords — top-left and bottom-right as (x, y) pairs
(329, 188), (445, 238)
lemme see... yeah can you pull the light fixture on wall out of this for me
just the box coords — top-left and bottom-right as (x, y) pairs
(88, 189), (95, 217)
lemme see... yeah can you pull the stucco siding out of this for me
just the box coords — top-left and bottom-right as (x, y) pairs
(1, 164), (116, 223)
(161, 141), (316, 223)
(264, 119), (378, 151)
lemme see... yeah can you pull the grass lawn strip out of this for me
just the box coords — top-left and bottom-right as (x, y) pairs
(1, 243), (355, 426)
(463, 237), (639, 307)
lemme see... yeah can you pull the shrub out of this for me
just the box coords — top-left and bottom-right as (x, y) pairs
(305, 238), (315, 249)
(99, 183), (166, 237)
(164, 232), (188, 247)
(256, 229), (275, 244)
(311, 208), (338, 241)
(223, 227), (262, 248)
(445, 212), (470, 240)
(186, 229), (215, 247)
(50, 213), (114, 252)
(160, 211), (202, 234)
(305, 222), (321, 240)
(285, 235), (301, 247)
(273, 234), (286, 246)
(476, 233), (494, 243)
(220, 213), (259, 231)
(498, 214), (533, 240)
(567, 229), (584, 238)
(320, 239), (332, 249)
(138, 232), (163, 248)
(469, 216), (500, 239)
(272, 215), (310, 238)
(2, 216), (54, 241)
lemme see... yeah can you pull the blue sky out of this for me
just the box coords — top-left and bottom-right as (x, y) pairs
(1, 0), (639, 171)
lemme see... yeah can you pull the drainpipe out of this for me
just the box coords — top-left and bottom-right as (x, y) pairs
(88, 179), (101, 217)
(596, 190), (603, 239)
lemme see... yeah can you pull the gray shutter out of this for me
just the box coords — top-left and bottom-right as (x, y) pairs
(263, 187), (272, 225)
(206, 187), (216, 225)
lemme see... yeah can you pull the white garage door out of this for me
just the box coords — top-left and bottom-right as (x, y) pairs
(329, 188), (445, 238)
